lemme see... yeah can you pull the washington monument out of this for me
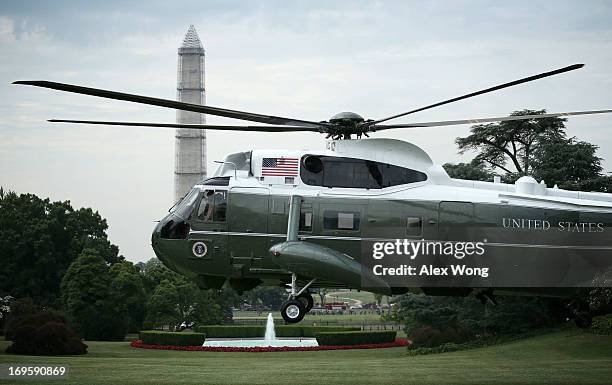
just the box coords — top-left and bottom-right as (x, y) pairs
(174, 25), (206, 202)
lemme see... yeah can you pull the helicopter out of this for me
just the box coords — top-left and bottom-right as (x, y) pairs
(14, 63), (612, 326)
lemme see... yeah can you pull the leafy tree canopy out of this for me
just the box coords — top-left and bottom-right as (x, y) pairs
(60, 249), (127, 340)
(532, 136), (602, 186)
(456, 109), (566, 175)
(109, 261), (147, 333)
(443, 159), (495, 182)
(141, 258), (238, 329)
(241, 286), (286, 310)
(0, 190), (121, 306)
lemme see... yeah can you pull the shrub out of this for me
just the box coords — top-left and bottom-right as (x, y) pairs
(276, 325), (361, 337)
(590, 315), (612, 335)
(408, 326), (473, 348)
(315, 331), (396, 346)
(5, 309), (65, 341)
(139, 331), (206, 346)
(5, 311), (87, 356)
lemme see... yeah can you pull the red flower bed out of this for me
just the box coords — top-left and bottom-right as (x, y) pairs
(130, 338), (409, 352)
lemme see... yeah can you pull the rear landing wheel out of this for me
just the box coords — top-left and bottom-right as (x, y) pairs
(296, 292), (314, 312)
(281, 299), (306, 324)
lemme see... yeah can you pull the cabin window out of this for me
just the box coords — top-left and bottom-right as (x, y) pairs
(196, 190), (227, 222)
(300, 155), (427, 189)
(406, 217), (423, 237)
(299, 211), (313, 232)
(323, 210), (360, 231)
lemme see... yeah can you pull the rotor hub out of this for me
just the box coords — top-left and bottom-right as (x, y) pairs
(329, 111), (365, 126)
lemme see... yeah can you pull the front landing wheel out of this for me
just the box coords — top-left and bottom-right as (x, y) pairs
(281, 299), (306, 323)
(296, 292), (314, 312)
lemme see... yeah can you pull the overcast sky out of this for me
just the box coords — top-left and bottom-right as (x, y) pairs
(1, 0), (612, 262)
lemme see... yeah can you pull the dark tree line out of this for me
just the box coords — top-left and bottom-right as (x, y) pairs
(0, 190), (121, 307)
(0, 190), (237, 341)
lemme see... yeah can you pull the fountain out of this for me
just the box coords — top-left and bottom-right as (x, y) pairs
(264, 313), (276, 343)
(202, 313), (318, 348)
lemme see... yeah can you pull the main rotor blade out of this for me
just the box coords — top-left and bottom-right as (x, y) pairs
(369, 109), (612, 131)
(48, 119), (317, 132)
(13, 80), (325, 128)
(367, 63), (585, 126)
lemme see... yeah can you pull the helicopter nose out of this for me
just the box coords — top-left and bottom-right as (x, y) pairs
(151, 220), (163, 253)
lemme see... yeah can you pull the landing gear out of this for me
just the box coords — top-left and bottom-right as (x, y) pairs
(281, 299), (306, 323)
(280, 273), (316, 324)
(296, 292), (314, 312)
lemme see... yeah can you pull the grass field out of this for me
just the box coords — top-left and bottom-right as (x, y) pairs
(1, 330), (611, 384)
(323, 290), (378, 305)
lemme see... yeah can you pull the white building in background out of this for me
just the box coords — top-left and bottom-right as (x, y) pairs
(174, 25), (206, 202)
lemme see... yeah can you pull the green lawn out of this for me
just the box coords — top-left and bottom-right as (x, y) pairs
(323, 290), (378, 305)
(1, 330), (611, 384)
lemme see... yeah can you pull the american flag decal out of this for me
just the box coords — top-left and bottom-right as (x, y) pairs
(262, 157), (299, 176)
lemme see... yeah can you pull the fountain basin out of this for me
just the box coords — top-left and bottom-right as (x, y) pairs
(201, 312), (319, 348)
(203, 337), (318, 348)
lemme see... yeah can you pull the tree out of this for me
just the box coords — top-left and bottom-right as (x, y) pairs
(532, 137), (602, 186)
(374, 293), (383, 307)
(242, 287), (286, 310)
(395, 293), (564, 338)
(60, 249), (127, 340)
(140, 258), (182, 296)
(141, 257), (236, 329)
(456, 110), (566, 175)
(317, 289), (328, 307)
(109, 261), (146, 333)
(144, 279), (180, 329)
(3, 297), (38, 340)
(144, 278), (225, 330)
(0, 191), (121, 307)
(443, 159), (495, 181)
(0, 295), (14, 333)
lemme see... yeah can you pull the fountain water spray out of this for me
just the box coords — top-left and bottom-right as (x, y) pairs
(264, 313), (276, 344)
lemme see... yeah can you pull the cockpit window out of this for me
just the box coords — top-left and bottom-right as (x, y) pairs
(197, 190), (215, 221)
(196, 190), (227, 222)
(213, 191), (227, 222)
(300, 155), (427, 189)
(172, 188), (201, 220)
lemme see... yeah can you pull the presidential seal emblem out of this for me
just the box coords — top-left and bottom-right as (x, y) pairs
(192, 241), (208, 257)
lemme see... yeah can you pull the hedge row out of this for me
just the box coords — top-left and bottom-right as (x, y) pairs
(278, 326), (361, 337)
(195, 326), (264, 338)
(139, 331), (206, 346)
(315, 331), (396, 346)
(195, 325), (360, 338)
